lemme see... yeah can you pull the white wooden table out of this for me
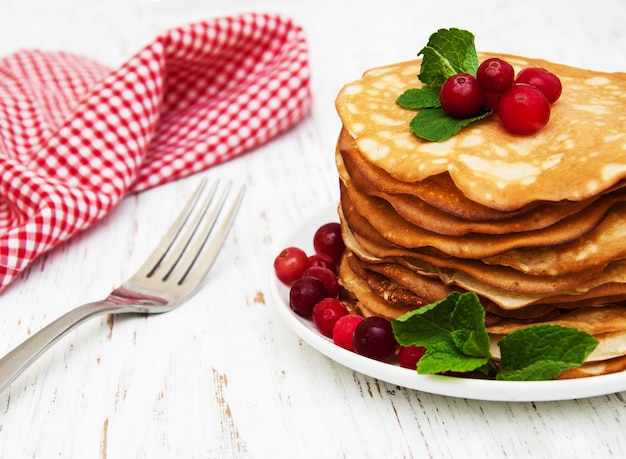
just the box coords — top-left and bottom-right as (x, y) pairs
(2, 0), (626, 457)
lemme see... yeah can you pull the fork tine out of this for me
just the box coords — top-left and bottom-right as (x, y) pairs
(184, 182), (246, 284)
(179, 181), (246, 285)
(133, 178), (208, 279)
(158, 180), (221, 281)
(170, 181), (245, 286)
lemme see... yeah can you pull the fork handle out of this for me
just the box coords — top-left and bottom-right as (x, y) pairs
(0, 301), (126, 393)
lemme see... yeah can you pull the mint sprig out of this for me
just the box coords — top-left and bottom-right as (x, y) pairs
(396, 28), (491, 142)
(409, 107), (492, 142)
(392, 292), (490, 374)
(497, 324), (599, 381)
(391, 292), (599, 381)
(396, 87), (441, 110)
(417, 28), (479, 90)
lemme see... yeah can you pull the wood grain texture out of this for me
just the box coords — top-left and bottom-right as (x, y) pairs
(1, 0), (626, 457)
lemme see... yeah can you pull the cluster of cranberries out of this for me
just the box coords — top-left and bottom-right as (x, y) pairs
(440, 57), (562, 135)
(274, 222), (425, 369)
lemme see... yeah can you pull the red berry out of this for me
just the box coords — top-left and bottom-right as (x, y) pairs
(439, 73), (483, 119)
(333, 314), (364, 351)
(516, 66), (562, 103)
(313, 298), (349, 338)
(476, 58), (515, 94)
(274, 247), (311, 285)
(481, 91), (501, 110)
(313, 223), (345, 266)
(497, 84), (551, 135)
(302, 266), (339, 299)
(308, 253), (336, 274)
(398, 345), (426, 370)
(289, 276), (327, 318)
(353, 316), (398, 362)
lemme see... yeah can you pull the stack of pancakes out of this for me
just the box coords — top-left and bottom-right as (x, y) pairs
(334, 54), (626, 378)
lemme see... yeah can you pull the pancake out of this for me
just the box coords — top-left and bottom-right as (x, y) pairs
(338, 252), (418, 319)
(338, 129), (603, 234)
(344, 214), (626, 310)
(336, 54), (626, 211)
(337, 129), (535, 221)
(484, 203), (626, 275)
(341, 177), (614, 259)
(555, 355), (626, 379)
(487, 305), (626, 336)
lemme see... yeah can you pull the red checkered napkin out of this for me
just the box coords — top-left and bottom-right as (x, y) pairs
(0, 13), (312, 292)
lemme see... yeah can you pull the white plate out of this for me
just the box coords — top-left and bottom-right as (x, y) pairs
(269, 205), (626, 402)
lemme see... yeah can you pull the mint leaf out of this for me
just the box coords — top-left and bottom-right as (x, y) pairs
(397, 28), (488, 142)
(392, 292), (597, 381)
(417, 28), (479, 90)
(496, 325), (599, 381)
(450, 293), (491, 357)
(392, 292), (491, 375)
(409, 107), (492, 142)
(396, 87), (441, 110)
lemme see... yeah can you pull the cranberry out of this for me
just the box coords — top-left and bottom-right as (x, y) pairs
(302, 266), (339, 299)
(289, 276), (327, 318)
(313, 223), (345, 266)
(515, 66), (562, 103)
(497, 84), (551, 135)
(476, 58), (515, 94)
(308, 253), (336, 274)
(439, 73), (483, 119)
(398, 345), (426, 370)
(481, 91), (501, 110)
(353, 316), (398, 362)
(274, 247), (311, 285)
(313, 298), (349, 338)
(333, 314), (364, 351)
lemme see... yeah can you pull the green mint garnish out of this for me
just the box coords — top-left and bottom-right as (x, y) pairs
(391, 292), (599, 381)
(396, 28), (490, 142)
(392, 292), (491, 374)
(496, 324), (599, 381)
(409, 107), (492, 142)
(417, 28), (479, 90)
(396, 87), (441, 110)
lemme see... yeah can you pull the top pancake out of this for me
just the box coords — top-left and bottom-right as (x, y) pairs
(335, 54), (626, 211)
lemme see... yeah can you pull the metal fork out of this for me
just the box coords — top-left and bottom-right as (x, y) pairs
(0, 178), (245, 393)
